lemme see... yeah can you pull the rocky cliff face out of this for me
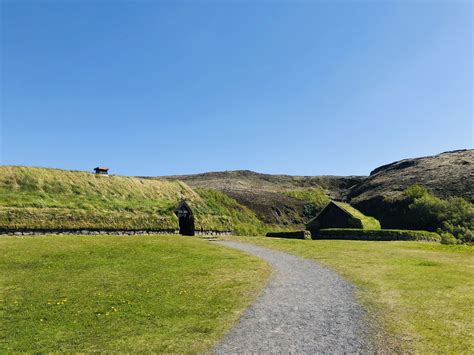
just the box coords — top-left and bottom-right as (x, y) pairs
(349, 149), (473, 203)
(347, 149), (473, 228)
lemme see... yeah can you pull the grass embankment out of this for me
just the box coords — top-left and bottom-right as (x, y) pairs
(316, 228), (440, 241)
(0, 235), (270, 352)
(0, 166), (266, 234)
(233, 237), (473, 353)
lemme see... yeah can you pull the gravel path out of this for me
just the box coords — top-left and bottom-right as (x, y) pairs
(213, 241), (373, 353)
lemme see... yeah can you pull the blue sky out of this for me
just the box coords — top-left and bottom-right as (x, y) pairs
(1, 0), (472, 176)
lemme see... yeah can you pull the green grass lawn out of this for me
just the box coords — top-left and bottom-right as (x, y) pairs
(0, 235), (270, 352)
(233, 237), (474, 353)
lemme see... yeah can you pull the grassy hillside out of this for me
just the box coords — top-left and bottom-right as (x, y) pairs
(160, 171), (356, 226)
(0, 235), (270, 352)
(280, 186), (330, 220)
(158, 150), (473, 231)
(281, 186), (330, 208)
(3, 149), (471, 236)
(0, 166), (265, 234)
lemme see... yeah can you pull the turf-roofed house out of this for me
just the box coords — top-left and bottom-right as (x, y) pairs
(93, 167), (109, 175)
(306, 201), (380, 238)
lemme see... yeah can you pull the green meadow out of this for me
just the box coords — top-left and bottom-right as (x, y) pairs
(234, 237), (474, 353)
(0, 235), (270, 352)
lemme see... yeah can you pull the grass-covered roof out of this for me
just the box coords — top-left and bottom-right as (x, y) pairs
(0, 166), (266, 234)
(307, 200), (381, 230)
(332, 201), (380, 229)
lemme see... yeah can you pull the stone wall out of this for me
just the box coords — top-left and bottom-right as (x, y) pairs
(266, 231), (311, 240)
(194, 230), (232, 236)
(0, 228), (232, 237)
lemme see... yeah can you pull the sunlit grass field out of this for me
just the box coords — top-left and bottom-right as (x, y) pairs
(0, 235), (270, 352)
(2, 233), (472, 352)
(234, 237), (474, 353)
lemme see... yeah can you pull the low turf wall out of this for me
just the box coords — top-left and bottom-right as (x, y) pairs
(0, 228), (232, 237)
(313, 228), (441, 242)
(266, 231), (311, 240)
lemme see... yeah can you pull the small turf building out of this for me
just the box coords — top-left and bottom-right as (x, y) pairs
(94, 167), (109, 175)
(306, 201), (380, 238)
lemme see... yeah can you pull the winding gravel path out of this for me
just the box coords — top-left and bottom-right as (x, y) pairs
(213, 241), (373, 353)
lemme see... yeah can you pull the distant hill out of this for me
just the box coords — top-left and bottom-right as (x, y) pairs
(2, 149), (472, 234)
(157, 149), (473, 228)
(349, 149), (473, 202)
(158, 170), (363, 227)
(348, 149), (474, 228)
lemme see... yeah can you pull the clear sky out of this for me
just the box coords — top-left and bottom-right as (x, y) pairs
(1, 0), (472, 176)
